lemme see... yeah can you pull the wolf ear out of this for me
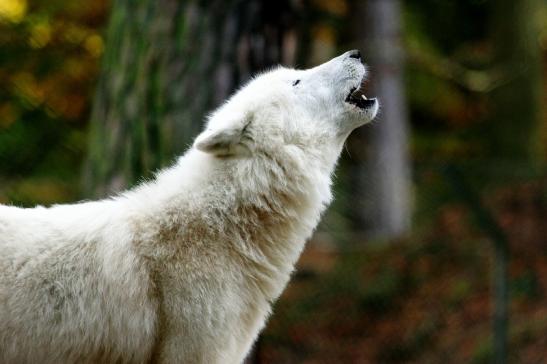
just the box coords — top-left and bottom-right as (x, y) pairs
(194, 115), (252, 156)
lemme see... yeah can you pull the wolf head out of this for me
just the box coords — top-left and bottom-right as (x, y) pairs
(194, 50), (378, 159)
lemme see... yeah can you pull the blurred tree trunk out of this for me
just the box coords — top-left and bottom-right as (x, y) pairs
(489, 0), (542, 163)
(349, 0), (411, 239)
(83, 0), (302, 198)
(485, 3), (542, 363)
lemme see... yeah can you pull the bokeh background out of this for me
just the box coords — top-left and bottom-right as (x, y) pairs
(1, 0), (547, 363)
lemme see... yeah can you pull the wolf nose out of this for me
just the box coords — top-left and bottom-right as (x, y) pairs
(348, 49), (361, 61)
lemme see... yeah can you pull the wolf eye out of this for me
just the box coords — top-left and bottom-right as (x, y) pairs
(292, 79), (301, 86)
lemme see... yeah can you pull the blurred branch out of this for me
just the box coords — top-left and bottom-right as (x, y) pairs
(405, 42), (519, 93)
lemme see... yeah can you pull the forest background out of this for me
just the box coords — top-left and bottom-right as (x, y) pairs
(1, 0), (547, 363)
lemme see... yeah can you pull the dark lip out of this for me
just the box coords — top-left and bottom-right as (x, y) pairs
(345, 77), (376, 110)
(346, 95), (377, 109)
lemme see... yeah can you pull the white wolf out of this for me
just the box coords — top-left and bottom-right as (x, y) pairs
(0, 50), (378, 364)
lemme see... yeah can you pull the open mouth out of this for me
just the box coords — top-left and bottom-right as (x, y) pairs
(345, 77), (377, 110)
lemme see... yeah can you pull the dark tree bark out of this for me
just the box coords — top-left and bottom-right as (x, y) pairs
(348, 0), (412, 239)
(84, 0), (302, 198)
(482, 3), (543, 363)
(489, 0), (542, 164)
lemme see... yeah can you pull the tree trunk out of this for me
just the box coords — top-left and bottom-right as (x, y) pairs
(83, 0), (301, 198)
(349, 0), (411, 239)
(489, 0), (542, 163)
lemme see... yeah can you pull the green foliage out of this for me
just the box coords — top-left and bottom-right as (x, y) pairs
(0, 0), (109, 205)
(405, 0), (489, 53)
(472, 337), (493, 364)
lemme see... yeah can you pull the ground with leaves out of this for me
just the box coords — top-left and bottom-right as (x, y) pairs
(262, 179), (547, 364)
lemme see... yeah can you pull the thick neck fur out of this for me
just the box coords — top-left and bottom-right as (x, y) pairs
(127, 145), (335, 301)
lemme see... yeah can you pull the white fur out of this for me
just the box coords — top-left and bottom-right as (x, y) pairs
(0, 51), (378, 364)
